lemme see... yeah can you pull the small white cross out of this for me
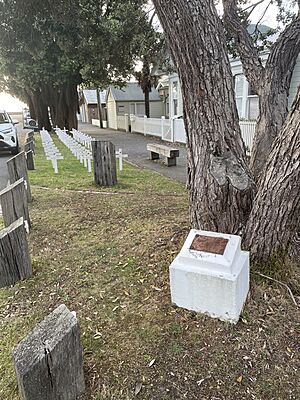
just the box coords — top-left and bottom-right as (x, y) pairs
(115, 148), (128, 173)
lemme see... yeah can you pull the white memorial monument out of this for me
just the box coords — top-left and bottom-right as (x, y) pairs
(169, 229), (249, 323)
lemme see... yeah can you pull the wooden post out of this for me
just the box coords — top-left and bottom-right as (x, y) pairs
(92, 141), (117, 186)
(27, 130), (34, 139)
(0, 178), (30, 229)
(24, 141), (35, 155)
(0, 218), (32, 288)
(7, 152), (32, 203)
(13, 304), (86, 400)
(26, 150), (35, 170)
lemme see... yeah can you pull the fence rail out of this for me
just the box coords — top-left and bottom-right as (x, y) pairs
(123, 115), (257, 153)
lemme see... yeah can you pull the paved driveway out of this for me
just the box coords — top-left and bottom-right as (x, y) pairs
(79, 123), (187, 184)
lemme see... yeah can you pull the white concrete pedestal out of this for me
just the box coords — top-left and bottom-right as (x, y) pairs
(169, 230), (249, 323)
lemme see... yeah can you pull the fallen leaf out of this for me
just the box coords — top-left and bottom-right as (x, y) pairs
(135, 382), (142, 396)
(148, 358), (156, 367)
(236, 375), (243, 383)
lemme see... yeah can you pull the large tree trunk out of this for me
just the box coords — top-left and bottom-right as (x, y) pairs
(26, 93), (37, 121)
(153, 0), (255, 233)
(223, 1), (300, 181)
(35, 90), (52, 131)
(55, 83), (79, 130)
(244, 86), (300, 263)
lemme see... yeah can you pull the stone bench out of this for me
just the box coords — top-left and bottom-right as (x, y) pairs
(147, 143), (179, 167)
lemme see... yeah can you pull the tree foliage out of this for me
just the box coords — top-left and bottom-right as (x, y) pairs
(0, 0), (149, 128)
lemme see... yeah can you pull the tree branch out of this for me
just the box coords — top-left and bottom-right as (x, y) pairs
(266, 14), (300, 83)
(223, 0), (264, 94)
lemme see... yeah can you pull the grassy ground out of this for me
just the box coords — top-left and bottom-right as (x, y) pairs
(0, 134), (299, 400)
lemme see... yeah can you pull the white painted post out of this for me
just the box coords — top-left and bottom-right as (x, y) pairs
(161, 116), (165, 140)
(171, 117), (175, 143)
(124, 114), (129, 132)
(144, 115), (147, 136)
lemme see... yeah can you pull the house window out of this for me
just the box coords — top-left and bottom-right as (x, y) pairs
(234, 74), (245, 118)
(130, 103), (136, 115)
(247, 84), (259, 120)
(118, 105), (125, 115)
(136, 103), (145, 117)
(247, 96), (259, 120)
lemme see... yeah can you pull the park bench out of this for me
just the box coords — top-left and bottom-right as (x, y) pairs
(147, 143), (179, 167)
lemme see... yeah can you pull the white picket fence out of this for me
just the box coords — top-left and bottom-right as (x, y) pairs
(128, 115), (257, 152)
(239, 120), (256, 153)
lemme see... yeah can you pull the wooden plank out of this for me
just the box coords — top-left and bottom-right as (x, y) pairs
(13, 304), (86, 400)
(0, 218), (32, 288)
(92, 140), (117, 186)
(147, 143), (179, 158)
(7, 152), (32, 203)
(0, 178), (30, 229)
(26, 150), (35, 170)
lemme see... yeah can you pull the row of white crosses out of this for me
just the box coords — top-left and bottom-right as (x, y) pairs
(54, 128), (93, 173)
(71, 129), (128, 173)
(71, 129), (93, 150)
(40, 128), (63, 173)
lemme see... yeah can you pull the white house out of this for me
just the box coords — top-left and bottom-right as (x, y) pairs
(106, 82), (164, 130)
(167, 53), (300, 121)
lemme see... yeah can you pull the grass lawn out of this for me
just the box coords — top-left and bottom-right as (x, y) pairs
(0, 134), (299, 400)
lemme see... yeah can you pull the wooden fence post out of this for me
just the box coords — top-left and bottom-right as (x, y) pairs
(0, 178), (30, 229)
(26, 150), (35, 170)
(7, 151), (32, 203)
(92, 141), (117, 186)
(24, 141), (35, 155)
(0, 218), (32, 288)
(13, 304), (86, 400)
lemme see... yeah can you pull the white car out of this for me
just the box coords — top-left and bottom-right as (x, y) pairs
(0, 110), (19, 155)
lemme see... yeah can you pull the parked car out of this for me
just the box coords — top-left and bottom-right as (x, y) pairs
(0, 110), (19, 155)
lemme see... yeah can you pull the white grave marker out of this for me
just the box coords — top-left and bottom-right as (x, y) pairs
(116, 148), (128, 173)
(169, 229), (249, 323)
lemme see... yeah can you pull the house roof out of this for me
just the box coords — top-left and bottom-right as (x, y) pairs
(83, 89), (107, 105)
(109, 82), (161, 102)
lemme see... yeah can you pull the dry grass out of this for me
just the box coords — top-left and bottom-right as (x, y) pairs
(0, 134), (299, 400)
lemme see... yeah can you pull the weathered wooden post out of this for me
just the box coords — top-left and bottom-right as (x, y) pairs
(26, 150), (35, 170)
(7, 151), (32, 203)
(92, 140), (117, 186)
(0, 178), (30, 229)
(0, 218), (32, 288)
(13, 304), (86, 400)
(24, 140), (35, 155)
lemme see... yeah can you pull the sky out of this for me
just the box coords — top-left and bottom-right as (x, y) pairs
(1, 0), (297, 111)
(0, 92), (27, 112)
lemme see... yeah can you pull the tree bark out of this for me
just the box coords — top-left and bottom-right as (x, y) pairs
(153, 0), (255, 233)
(55, 83), (79, 130)
(244, 85), (300, 264)
(223, 1), (300, 180)
(35, 90), (52, 131)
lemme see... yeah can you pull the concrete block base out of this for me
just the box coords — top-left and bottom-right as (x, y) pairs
(169, 230), (250, 323)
